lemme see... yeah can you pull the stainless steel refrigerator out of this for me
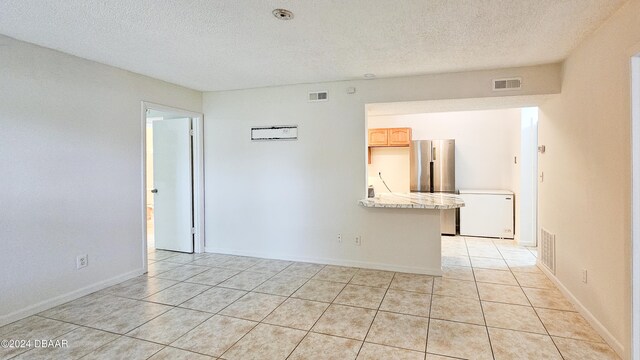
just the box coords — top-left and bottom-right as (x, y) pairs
(410, 139), (456, 235)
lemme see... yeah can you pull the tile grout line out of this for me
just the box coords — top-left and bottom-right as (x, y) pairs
(494, 238), (568, 360)
(424, 271), (436, 360)
(9, 256), (359, 359)
(172, 259), (290, 359)
(5, 317), (86, 360)
(10, 247), (611, 359)
(214, 261), (333, 359)
(353, 271), (394, 359)
(259, 265), (330, 360)
(206, 246), (605, 357)
(283, 269), (362, 359)
(250, 270), (422, 354)
(466, 236), (497, 360)
(43, 256), (286, 359)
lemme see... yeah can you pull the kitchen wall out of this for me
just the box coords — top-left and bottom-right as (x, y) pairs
(202, 64), (560, 275)
(367, 147), (411, 192)
(538, 0), (640, 357)
(367, 108), (522, 240)
(366, 108), (521, 193)
(0, 35), (202, 325)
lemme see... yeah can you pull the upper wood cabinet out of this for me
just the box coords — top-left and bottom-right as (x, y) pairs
(368, 128), (389, 146)
(367, 127), (412, 164)
(367, 128), (412, 147)
(388, 128), (412, 146)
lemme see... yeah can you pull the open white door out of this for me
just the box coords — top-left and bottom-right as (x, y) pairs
(152, 118), (193, 253)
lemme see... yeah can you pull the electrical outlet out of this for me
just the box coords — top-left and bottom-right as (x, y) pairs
(77, 254), (88, 269)
(582, 269), (587, 283)
(337, 234), (342, 243)
(355, 236), (362, 246)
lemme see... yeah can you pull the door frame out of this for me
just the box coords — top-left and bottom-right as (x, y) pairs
(519, 107), (539, 247)
(631, 50), (640, 360)
(140, 101), (205, 269)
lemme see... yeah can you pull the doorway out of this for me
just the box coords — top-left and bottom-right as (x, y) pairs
(364, 104), (539, 246)
(141, 102), (204, 268)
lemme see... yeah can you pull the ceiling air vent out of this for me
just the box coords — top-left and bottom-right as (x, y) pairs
(309, 91), (328, 102)
(492, 77), (522, 91)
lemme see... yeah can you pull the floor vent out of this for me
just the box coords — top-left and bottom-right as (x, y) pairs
(492, 77), (522, 91)
(540, 228), (556, 274)
(308, 91), (328, 102)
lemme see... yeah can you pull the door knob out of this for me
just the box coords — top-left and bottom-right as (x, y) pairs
(151, 189), (158, 193)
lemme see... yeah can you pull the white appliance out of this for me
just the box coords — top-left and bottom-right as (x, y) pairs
(459, 190), (514, 239)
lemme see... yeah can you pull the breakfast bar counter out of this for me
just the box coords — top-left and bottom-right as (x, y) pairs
(356, 193), (464, 276)
(358, 192), (465, 210)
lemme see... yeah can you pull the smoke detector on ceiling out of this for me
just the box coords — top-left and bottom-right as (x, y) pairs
(273, 9), (294, 20)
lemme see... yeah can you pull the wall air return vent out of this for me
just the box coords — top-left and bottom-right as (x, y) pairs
(539, 228), (556, 274)
(492, 77), (522, 91)
(308, 91), (328, 102)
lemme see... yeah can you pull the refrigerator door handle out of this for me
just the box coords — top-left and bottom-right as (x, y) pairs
(429, 161), (434, 193)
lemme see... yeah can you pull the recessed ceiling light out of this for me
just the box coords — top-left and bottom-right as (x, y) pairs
(363, 73), (376, 79)
(273, 9), (294, 20)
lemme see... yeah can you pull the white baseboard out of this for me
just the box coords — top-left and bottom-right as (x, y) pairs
(205, 246), (443, 276)
(538, 263), (625, 358)
(0, 268), (145, 327)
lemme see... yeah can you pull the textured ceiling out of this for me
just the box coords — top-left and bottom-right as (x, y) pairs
(0, 0), (625, 91)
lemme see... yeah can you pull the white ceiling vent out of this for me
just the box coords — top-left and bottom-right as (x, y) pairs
(492, 77), (522, 91)
(309, 91), (328, 102)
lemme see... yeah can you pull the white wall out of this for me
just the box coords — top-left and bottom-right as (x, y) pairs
(202, 64), (560, 274)
(367, 147), (411, 193)
(538, 0), (640, 357)
(0, 35), (202, 325)
(367, 109), (521, 192)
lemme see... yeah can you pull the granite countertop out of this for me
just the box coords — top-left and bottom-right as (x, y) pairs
(358, 192), (465, 210)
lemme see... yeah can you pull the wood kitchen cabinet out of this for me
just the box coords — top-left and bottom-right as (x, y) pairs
(367, 128), (411, 147)
(388, 128), (412, 146)
(368, 128), (389, 146)
(367, 127), (412, 163)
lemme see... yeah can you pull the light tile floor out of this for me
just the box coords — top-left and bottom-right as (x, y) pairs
(1, 236), (621, 359)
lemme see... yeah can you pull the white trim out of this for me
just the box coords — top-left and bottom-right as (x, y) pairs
(140, 104), (149, 272)
(518, 107), (539, 247)
(192, 114), (205, 254)
(141, 101), (205, 256)
(0, 268), (145, 327)
(538, 263), (624, 358)
(204, 246), (443, 276)
(630, 51), (640, 360)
